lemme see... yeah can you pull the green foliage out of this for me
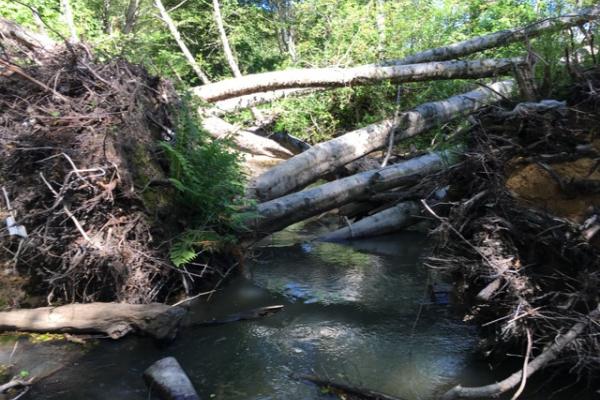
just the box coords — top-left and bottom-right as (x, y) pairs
(160, 96), (246, 266)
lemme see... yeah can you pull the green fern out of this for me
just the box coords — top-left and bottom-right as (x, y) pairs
(162, 95), (246, 267)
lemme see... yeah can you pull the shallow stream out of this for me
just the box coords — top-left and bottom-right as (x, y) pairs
(6, 225), (594, 399)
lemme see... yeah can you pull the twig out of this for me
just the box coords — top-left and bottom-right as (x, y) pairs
(0, 59), (68, 101)
(510, 327), (532, 400)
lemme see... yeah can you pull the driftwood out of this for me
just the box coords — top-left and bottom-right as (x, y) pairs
(144, 357), (200, 400)
(441, 307), (600, 400)
(248, 150), (460, 235)
(201, 116), (294, 158)
(250, 81), (514, 201)
(193, 58), (520, 102)
(293, 374), (405, 400)
(320, 201), (420, 241)
(0, 303), (186, 340)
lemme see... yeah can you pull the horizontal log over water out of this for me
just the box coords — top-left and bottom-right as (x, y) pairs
(250, 80), (515, 202)
(0, 303), (186, 340)
(319, 201), (420, 241)
(248, 150), (461, 235)
(193, 58), (521, 102)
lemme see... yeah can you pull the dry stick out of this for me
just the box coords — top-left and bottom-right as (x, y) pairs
(510, 327), (533, 400)
(0, 60), (68, 101)
(440, 307), (600, 400)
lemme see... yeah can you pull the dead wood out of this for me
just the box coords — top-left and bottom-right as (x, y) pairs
(0, 303), (186, 340)
(193, 58), (520, 102)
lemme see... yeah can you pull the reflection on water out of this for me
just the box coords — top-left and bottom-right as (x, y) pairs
(25, 231), (581, 399)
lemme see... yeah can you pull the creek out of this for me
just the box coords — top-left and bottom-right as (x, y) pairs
(5, 224), (591, 399)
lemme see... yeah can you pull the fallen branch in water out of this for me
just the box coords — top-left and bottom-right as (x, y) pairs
(440, 307), (600, 400)
(292, 373), (406, 400)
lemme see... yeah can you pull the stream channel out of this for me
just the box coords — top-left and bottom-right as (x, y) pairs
(3, 223), (594, 399)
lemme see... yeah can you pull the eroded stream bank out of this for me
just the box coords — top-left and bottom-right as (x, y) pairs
(0, 227), (590, 399)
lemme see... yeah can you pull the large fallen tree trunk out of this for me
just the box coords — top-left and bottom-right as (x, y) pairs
(250, 80), (515, 201)
(202, 116), (294, 158)
(247, 150), (460, 235)
(0, 303), (186, 340)
(193, 58), (520, 102)
(319, 201), (420, 241)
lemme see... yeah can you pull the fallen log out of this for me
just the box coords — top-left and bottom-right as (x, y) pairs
(247, 149), (460, 235)
(144, 357), (200, 400)
(209, 88), (322, 114)
(440, 307), (600, 400)
(201, 116), (294, 159)
(250, 80), (515, 201)
(319, 201), (420, 241)
(0, 303), (186, 340)
(389, 4), (600, 66)
(193, 58), (520, 102)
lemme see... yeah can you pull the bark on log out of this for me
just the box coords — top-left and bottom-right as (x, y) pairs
(440, 307), (600, 400)
(202, 116), (294, 159)
(248, 150), (460, 235)
(319, 201), (420, 241)
(209, 88), (322, 114)
(193, 58), (520, 102)
(250, 80), (515, 202)
(0, 18), (54, 53)
(144, 357), (200, 400)
(388, 4), (600, 66)
(0, 303), (186, 340)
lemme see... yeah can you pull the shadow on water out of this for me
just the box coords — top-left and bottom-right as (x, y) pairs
(19, 230), (597, 399)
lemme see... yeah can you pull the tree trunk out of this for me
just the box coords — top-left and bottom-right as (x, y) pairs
(210, 88), (323, 114)
(387, 4), (600, 66)
(202, 116), (294, 159)
(375, 0), (386, 59)
(249, 80), (515, 202)
(193, 58), (519, 102)
(60, 0), (79, 43)
(154, 0), (210, 84)
(102, 0), (112, 35)
(123, 0), (140, 34)
(247, 150), (460, 235)
(319, 201), (419, 241)
(212, 0), (242, 77)
(0, 303), (186, 340)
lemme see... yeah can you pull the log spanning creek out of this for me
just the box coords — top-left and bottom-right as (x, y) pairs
(0, 225), (592, 399)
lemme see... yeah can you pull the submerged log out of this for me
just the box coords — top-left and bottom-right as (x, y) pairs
(201, 116), (294, 159)
(248, 150), (460, 235)
(144, 357), (200, 400)
(193, 58), (520, 102)
(250, 80), (515, 201)
(0, 303), (186, 340)
(293, 374), (405, 400)
(320, 201), (420, 241)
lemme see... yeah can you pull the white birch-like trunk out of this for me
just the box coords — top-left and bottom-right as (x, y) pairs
(250, 80), (515, 201)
